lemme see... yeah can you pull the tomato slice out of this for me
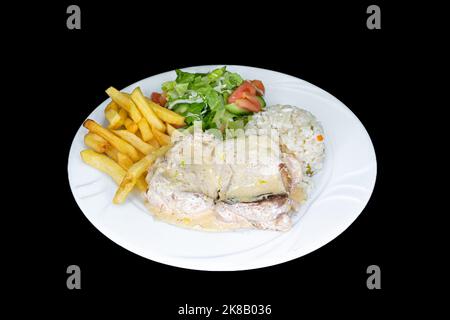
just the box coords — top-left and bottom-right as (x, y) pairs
(151, 92), (167, 106)
(235, 98), (260, 112)
(251, 80), (265, 95)
(151, 92), (162, 104)
(228, 80), (265, 112)
(242, 92), (261, 109)
(159, 93), (167, 106)
(228, 81), (256, 103)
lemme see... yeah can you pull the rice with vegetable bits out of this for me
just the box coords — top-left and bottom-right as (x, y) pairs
(246, 104), (325, 196)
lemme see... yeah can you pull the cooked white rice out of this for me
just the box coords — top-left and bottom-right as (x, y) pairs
(245, 104), (325, 195)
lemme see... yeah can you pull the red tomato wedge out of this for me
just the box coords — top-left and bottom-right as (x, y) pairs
(228, 81), (256, 103)
(228, 79), (265, 112)
(242, 92), (261, 108)
(251, 80), (265, 95)
(151, 92), (167, 106)
(151, 92), (162, 104)
(235, 98), (260, 112)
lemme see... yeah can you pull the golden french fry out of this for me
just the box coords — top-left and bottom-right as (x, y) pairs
(124, 118), (138, 133)
(85, 133), (135, 169)
(130, 87), (166, 132)
(148, 137), (160, 148)
(113, 145), (171, 204)
(105, 108), (121, 127)
(137, 118), (153, 141)
(81, 149), (144, 193)
(152, 127), (171, 146)
(84, 133), (109, 153)
(105, 101), (119, 112)
(83, 119), (140, 161)
(105, 108), (127, 129)
(117, 152), (134, 170)
(145, 97), (185, 126)
(165, 123), (177, 136)
(136, 176), (148, 192)
(113, 129), (155, 155)
(80, 149), (126, 185)
(105, 145), (119, 162)
(105, 87), (142, 123)
(119, 108), (127, 122)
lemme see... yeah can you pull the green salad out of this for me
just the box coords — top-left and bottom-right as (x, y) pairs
(154, 67), (266, 133)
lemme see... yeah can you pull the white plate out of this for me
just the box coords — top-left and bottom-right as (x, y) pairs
(68, 65), (377, 271)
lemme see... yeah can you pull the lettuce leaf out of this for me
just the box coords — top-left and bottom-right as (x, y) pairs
(162, 67), (250, 134)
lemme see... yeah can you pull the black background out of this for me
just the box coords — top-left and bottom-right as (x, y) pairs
(14, 0), (425, 317)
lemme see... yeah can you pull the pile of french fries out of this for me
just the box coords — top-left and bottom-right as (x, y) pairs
(81, 86), (185, 204)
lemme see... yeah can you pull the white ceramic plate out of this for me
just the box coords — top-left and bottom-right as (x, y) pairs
(68, 65), (377, 271)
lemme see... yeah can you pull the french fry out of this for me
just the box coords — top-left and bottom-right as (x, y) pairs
(84, 133), (109, 153)
(80, 149), (126, 185)
(165, 123), (177, 136)
(152, 127), (171, 146)
(137, 118), (153, 141)
(148, 137), (160, 148)
(105, 87), (142, 123)
(105, 101), (119, 112)
(113, 145), (171, 204)
(105, 108), (121, 128)
(136, 176), (148, 192)
(81, 149), (145, 193)
(83, 119), (140, 161)
(130, 87), (166, 132)
(119, 108), (127, 122)
(105, 107), (127, 129)
(85, 133), (135, 169)
(113, 129), (155, 155)
(117, 152), (134, 169)
(145, 97), (185, 126)
(105, 145), (119, 162)
(124, 118), (138, 133)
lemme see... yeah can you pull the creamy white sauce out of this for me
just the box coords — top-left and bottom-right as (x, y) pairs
(145, 132), (305, 231)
